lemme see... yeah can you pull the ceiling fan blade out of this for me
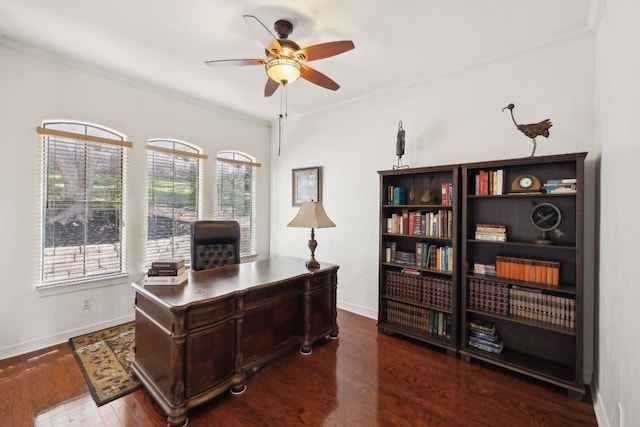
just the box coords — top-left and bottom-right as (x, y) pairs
(243, 15), (283, 57)
(295, 40), (355, 62)
(300, 65), (340, 91)
(264, 78), (280, 97)
(205, 58), (266, 66)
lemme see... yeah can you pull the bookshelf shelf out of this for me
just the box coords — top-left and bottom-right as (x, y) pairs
(459, 347), (581, 393)
(383, 204), (452, 209)
(461, 152), (587, 398)
(383, 294), (454, 315)
(465, 273), (577, 295)
(381, 262), (453, 276)
(378, 165), (460, 355)
(466, 308), (577, 336)
(379, 321), (456, 353)
(467, 192), (576, 199)
(384, 233), (452, 242)
(467, 239), (577, 250)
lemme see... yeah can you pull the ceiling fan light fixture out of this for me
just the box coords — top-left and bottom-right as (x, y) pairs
(266, 58), (302, 85)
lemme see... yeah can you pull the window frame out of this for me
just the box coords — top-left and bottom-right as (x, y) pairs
(37, 121), (130, 288)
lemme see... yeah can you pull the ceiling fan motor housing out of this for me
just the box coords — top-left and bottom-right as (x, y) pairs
(274, 20), (294, 38)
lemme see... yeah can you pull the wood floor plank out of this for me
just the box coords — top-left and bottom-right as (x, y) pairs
(0, 364), (34, 426)
(0, 309), (597, 426)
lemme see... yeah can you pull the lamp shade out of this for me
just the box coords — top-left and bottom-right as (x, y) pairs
(266, 58), (302, 84)
(287, 201), (336, 229)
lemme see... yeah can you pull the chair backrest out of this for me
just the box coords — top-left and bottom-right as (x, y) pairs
(190, 220), (241, 271)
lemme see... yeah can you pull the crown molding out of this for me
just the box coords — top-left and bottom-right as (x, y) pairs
(0, 35), (270, 127)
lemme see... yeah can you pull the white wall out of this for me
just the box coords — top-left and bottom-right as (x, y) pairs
(0, 40), (271, 359)
(270, 35), (597, 381)
(593, 0), (640, 426)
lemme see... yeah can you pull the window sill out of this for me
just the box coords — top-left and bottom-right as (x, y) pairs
(35, 273), (131, 297)
(241, 254), (258, 263)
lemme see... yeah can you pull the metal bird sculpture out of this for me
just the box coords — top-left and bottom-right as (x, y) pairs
(502, 103), (552, 156)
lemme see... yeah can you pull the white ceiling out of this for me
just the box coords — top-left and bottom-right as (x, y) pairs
(0, 0), (598, 122)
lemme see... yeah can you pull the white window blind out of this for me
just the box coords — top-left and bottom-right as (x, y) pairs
(147, 139), (206, 266)
(215, 152), (260, 258)
(37, 123), (131, 286)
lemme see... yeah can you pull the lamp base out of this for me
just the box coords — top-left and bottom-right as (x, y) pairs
(306, 257), (320, 269)
(305, 229), (320, 269)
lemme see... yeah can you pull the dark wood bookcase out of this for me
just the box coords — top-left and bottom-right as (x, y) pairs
(377, 165), (460, 356)
(459, 152), (587, 398)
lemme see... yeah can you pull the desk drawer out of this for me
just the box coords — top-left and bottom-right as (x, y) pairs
(136, 293), (175, 332)
(309, 271), (335, 290)
(188, 299), (235, 330)
(244, 281), (303, 310)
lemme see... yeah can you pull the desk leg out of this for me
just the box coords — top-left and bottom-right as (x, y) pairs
(231, 298), (247, 393)
(300, 279), (313, 355)
(168, 328), (188, 426)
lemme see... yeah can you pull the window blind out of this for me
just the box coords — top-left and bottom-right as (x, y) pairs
(215, 151), (259, 258)
(146, 140), (204, 266)
(37, 124), (131, 286)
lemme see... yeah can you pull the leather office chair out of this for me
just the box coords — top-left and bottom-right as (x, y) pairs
(190, 220), (241, 271)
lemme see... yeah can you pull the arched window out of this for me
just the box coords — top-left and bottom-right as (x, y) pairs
(147, 139), (206, 265)
(38, 121), (131, 286)
(215, 151), (260, 258)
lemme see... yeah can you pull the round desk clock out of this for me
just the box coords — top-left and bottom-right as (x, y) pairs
(530, 202), (561, 244)
(511, 174), (541, 192)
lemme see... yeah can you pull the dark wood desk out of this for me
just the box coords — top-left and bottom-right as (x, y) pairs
(131, 256), (339, 427)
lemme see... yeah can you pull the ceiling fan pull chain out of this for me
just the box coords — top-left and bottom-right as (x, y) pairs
(278, 84), (288, 156)
(279, 82), (288, 119)
(278, 113), (282, 156)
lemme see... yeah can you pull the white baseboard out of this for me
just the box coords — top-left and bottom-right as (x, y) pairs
(0, 315), (135, 361)
(337, 300), (377, 320)
(591, 380), (610, 427)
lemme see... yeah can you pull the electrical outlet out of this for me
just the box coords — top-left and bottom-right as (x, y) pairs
(81, 297), (91, 310)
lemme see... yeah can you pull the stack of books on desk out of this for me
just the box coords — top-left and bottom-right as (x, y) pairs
(143, 259), (189, 285)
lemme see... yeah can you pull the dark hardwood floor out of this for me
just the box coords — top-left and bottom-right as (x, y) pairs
(0, 309), (597, 426)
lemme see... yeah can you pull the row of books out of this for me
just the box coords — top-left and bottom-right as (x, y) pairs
(386, 183), (454, 206)
(143, 258), (189, 285)
(468, 278), (509, 316)
(386, 243), (454, 272)
(467, 278), (576, 329)
(417, 243), (453, 271)
(495, 255), (560, 286)
(543, 178), (577, 193)
(387, 300), (452, 338)
(386, 209), (453, 238)
(468, 319), (503, 354)
(385, 270), (453, 309)
(387, 186), (407, 205)
(441, 182), (454, 206)
(510, 286), (576, 329)
(474, 223), (507, 241)
(475, 169), (505, 196)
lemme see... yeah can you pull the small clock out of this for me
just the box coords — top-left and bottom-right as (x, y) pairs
(511, 174), (541, 193)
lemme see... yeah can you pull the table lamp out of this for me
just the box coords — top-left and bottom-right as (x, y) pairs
(287, 201), (336, 268)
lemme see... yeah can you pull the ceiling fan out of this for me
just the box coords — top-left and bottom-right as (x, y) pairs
(205, 15), (355, 97)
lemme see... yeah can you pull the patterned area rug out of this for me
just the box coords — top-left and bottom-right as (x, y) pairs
(69, 322), (141, 406)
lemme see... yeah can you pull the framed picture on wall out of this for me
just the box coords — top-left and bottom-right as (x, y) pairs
(292, 166), (321, 206)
